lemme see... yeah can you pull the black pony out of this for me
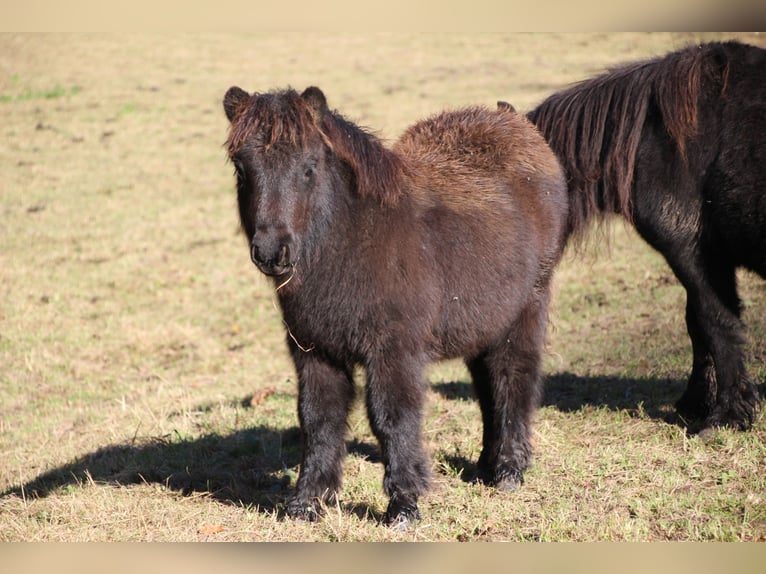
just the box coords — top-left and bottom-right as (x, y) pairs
(529, 40), (765, 430)
(223, 86), (568, 524)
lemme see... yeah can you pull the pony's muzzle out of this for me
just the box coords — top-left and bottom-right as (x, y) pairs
(250, 239), (293, 277)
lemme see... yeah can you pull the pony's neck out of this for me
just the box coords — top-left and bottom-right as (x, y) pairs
(321, 111), (410, 207)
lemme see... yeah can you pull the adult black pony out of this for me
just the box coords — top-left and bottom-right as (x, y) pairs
(528, 40), (765, 431)
(223, 86), (568, 525)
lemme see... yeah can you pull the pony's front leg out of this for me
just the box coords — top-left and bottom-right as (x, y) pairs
(286, 349), (355, 521)
(364, 353), (430, 527)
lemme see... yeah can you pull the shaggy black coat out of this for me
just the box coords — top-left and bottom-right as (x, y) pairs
(529, 41), (765, 430)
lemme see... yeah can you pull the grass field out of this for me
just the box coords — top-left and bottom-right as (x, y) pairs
(1, 32), (765, 541)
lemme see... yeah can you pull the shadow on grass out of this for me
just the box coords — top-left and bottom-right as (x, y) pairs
(2, 424), (303, 512)
(432, 371), (690, 423)
(2, 410), (385, 522)
(541, 371), (687, 421)
(430, 371), (696, 483)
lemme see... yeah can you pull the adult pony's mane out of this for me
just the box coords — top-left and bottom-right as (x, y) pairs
(528, 42), (732, 239)
(226, 88), (409, 206)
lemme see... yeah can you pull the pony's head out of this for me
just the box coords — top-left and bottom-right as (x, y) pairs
(224, 86), (408, 278)
(223, 86), (338, 277)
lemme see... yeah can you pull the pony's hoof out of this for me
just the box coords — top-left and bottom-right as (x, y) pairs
(703, 410), (753, 432)
(493, 475), (523, 492)
(702, 388), (759, 431)
(384, 501), (421, 530)
(473, 467), (524, 491)
(492, 469), (524, 492)
(286, 497), (323, 522)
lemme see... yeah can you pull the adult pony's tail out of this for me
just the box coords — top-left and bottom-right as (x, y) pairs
(527, 43), (726, 243)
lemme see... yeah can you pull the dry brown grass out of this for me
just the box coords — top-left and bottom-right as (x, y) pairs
(1, 32), (765, 541)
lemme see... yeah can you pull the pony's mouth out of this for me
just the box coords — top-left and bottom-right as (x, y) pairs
(254, 261), (293, 277)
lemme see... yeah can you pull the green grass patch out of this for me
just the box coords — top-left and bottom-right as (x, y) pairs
(0, 83), (81, 103)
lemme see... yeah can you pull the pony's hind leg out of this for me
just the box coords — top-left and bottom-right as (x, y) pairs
(364, 353), (430, 527)
(668, 255), (759, 429)
(287, 350), (355, 521)
(688, 302), (759, 430)
(634, 188), (760, 430)
(675, 298), (721, 421)
(468, 296), (547, 490)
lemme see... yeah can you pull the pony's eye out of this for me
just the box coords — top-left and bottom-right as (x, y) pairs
(232, 160), (246, 179)
(303, 158), (319, 181)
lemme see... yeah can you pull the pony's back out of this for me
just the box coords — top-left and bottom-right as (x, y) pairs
(528, 41), (747, 239)
(397, 106), (560, 179)
(395, 106), (564, 212)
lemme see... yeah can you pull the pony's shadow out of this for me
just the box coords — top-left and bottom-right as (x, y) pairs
(541, 371), (689, 418)
(2, 410), (385, 521)
(432, 371), (699, 483)
(2, 422), (302, 512)
(433, 371), (689, 420)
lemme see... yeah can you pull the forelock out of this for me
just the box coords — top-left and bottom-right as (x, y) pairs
(226, 89), (319, 154)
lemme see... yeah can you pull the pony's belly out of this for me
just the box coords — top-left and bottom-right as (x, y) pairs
(429, 294), (530, 360)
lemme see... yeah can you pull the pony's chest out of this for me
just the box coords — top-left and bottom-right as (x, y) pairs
(277, 263), (433, 359)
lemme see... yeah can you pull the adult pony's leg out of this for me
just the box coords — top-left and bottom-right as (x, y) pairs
(286, 350), (355, 520)
(653, 250), (759, 429)
(675, 260), (740, 421)
(675, 299), (718, 420)
(636, 225), (758, 429)
(465, 357), (496, 480)
(467, 295), (547, 489)
(631, 169), (759, 428)
(364, 352), (430, 526)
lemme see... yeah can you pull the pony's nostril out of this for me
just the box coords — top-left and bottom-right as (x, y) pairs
(278, 244), (290, 267)
(250, 242), (259, 265)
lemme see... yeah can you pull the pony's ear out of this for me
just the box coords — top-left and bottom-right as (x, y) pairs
(497, 100), (516, 113)
(301, 86), (328, 123)
(223, 86), (250, 122)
